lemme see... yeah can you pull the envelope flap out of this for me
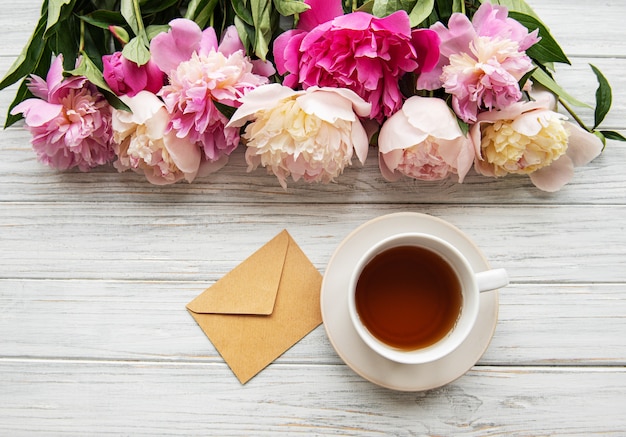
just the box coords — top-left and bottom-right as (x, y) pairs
(187, 230), (290, 315)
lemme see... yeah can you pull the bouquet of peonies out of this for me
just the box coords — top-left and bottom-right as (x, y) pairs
(2, 0), (624, 191)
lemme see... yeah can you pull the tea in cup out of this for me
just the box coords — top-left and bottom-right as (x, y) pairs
(348, 232), (508, 364)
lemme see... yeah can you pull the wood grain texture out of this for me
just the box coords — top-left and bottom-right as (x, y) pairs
(1, 360), (625, 436)
(1, 0), (625, 435)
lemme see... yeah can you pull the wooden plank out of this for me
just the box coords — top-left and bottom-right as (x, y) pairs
(1, 280), (624, 366)
(1, 203), (625, 283)
(1, 360), (624, 435)
(0, 133), (624, 205)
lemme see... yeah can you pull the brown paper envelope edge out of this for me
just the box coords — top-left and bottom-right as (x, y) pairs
(186, 229), (290, 316)
(186, 231), (322, 384)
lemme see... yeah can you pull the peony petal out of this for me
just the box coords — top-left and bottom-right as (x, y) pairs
(512, 110), (566, 137)
(370, 10), (411, 34)
(529, 155), (574, 192)
(196, 154), (229, 179)
(150, 19), (203, 74)
(45, 55), (65, 92)
(227, 84), (298, 128)
(298, 0), (344, 32)
(564, 122), (603, 167)
(298, 87), (370, 123)
(163, 130), (201, 175)
(11, 99), (62, 126)
(198, 26), (219, 56)
(378, 107), (427, 153)
(317, 87), (372, 118)
(403, 96), (462, 140)
(120, 91), (164, 125)
(218, 25), (243, 57)
(272, 29), (306, 76)
(378, 150), (403, 181)
(438, 138), (474, 182)
(411, 29), (440, 74)
(350, 120), (369, 164)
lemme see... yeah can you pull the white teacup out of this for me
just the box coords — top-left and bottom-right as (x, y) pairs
(348, 232), (509, 364)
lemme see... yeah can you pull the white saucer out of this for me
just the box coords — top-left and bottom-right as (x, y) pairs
(320, 212), (499, 391)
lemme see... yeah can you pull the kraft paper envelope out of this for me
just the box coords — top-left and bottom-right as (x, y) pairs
(186, 229), (322, 384)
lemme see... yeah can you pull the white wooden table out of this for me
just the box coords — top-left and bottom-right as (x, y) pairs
(1, 1), (625, 434)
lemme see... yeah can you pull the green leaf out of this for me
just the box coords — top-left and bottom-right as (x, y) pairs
(66, 52), (129, 111)
(409, 0), (435, 27)
(273, 0), (310, 16)
(139, 0), (179, 14)
(4, 45), (54, 128)
(531, 68), (590, 108)
(590, 64), (612, 130)
(518, 66), (536, 90)
(46, 0), (74, 33)
(145, 25), (170, 41)
(67, 52), (113, 92)
(508, 11), (570, 66)
(121, 0), (141, 36)
(213, 100), (237, 119)
(355, 0), (374, 13)
(0, 12), (48, 91)
(250, 0), (273, 60)
(601, 130), (626, 142)
(372, 0), (417, 18)
(122, 36), (151, 65)
(79, 11), (126, 29)
(232, 0), (254, 26)
(189, 0), (219, 29)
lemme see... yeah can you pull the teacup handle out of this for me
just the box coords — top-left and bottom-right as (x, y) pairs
(476, 268), (509, 292)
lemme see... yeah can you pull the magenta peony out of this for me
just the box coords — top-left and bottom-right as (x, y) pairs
(11, 55), (114, 171)
(418, 2), (540, 123)
(272, 0), (440, 123)
(102, 51), (165, 97)
(378, 96), (475, 182)
(227, 84), (371, 188)
(150, 19), (274, 164)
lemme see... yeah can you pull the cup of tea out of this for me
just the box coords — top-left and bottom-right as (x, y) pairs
(347, 232), (509, 364)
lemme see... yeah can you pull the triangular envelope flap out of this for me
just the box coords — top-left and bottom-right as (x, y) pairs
(186, 230), (290, 315)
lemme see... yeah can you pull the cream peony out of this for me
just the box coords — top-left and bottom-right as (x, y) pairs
(378, 96), (475, 182)
(471, 90), (603, 191)
(227, 84), (371, 188)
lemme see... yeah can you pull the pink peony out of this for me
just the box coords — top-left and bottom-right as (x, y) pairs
(418, 2), (540, 123)
(273, 0), (440, 123)
(150, 19), (274, 163)
(112, 91), (224, 184)
(378, 96), (475, 182)
(470, 89), (602, 192)
(227, 84), (371, 188)
(102, 51), (165, 97)
(11, 55), (114, 171)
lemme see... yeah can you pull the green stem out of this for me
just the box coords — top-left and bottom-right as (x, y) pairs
(132, 0), (149, 45)
(559, 97), (592, 132)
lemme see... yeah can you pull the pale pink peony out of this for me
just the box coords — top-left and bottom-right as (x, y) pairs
(102, 51), (165, 97)
(470, 90), (602, 192)
(378, 96), (475, 182)
(273, 0), (440, 123)
(227, 84), (372, 188)
(112, 91), (224, 184)
(150, 19), (274, 163)
(11, 55), (114, 171)
(418, 2), (540, 123)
